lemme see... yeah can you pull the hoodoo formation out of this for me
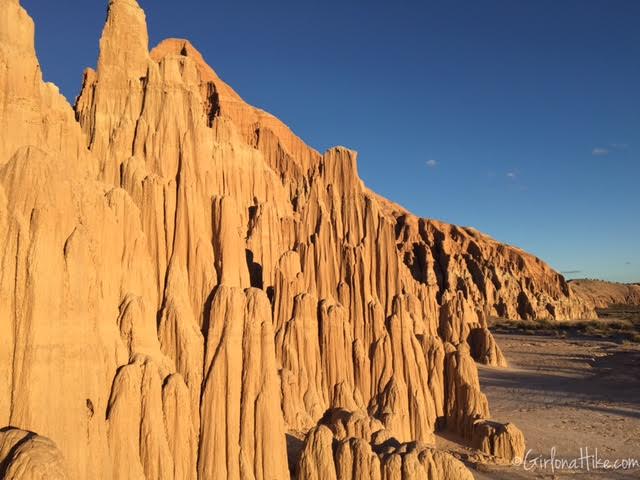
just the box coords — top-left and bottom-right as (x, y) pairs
(0, 0), (593, 478)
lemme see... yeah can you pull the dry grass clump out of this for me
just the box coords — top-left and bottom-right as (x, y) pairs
(489, 306), (640, 343)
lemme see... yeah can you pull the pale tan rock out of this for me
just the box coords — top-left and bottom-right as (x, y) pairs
(240, 289), (290, 479)
(0, 4), (158, 474)
(296, 426), (337, 480)
(570, 279), (640, 308)
(319, 408), (384, 442)
(335, 437), (381, 480)
(444, 344), (490, 439)
(198, 287), (244, 480)
(278, 293), (326, 429)
(0, 0), (604, 478)
(0, 428), (70, 479)
(76, 0), (150, 185)
(106, 357), (184, 480)
(370, 378), (413, 444)
(439, 291), (476, 344)
(394, 216), (597, 322)
(472, 420), (526, 463)
(318, 301), (358, 407)
(162, 374), (198, 480)
(419, 448), (475, 480)
(468, 327), (508, 367)
(212, 196), (251, 288)
(421, 336), (446, 421)
(157, 262), (205, 434)
(295, 421), (473, 480)
(199, 286), (289, 480)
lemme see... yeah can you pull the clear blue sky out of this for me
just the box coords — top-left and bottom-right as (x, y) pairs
(22, 0), (640, 283)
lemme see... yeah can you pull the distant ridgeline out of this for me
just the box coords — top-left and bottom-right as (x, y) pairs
(570, 279), (640, 309)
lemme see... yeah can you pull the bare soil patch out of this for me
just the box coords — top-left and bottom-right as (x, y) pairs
(460, 333), (640, 479)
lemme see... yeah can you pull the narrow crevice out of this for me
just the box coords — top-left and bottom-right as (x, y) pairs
(204, 82), (220, 128)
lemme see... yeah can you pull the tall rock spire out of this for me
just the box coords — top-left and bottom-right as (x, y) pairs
(97, 0), (149, 80)
(0, 0), (93, 173)
(75, 0), (151, 184)
(0, 1), (171, 478)
(0, 0), (38, 162)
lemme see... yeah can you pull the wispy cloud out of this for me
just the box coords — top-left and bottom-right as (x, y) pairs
(592, 148), (609, 156)
(426, 159), (438, 168)
(611, 143), (629, 151)
(503, 171), (527, 191)
(562, 270), (582, 275)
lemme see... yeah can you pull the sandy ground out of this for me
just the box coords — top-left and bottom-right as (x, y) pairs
(440, 333), (640, 479)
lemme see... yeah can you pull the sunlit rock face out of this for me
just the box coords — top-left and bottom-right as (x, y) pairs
(570, 279), (640, 308)
(0, 0), (594, 478)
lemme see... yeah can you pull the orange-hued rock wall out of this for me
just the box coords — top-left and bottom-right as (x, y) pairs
(0, 0), (595, 478)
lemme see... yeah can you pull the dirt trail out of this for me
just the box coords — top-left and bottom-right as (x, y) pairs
(452, 333), (640, 479)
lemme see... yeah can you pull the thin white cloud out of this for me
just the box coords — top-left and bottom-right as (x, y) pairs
(506, 172), (517, 179)
(611, 143), (629, 151)
(592, 148), (609, 156)
(426, 159), (438, 168)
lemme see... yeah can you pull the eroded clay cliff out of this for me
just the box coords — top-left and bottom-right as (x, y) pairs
(0, 0), (595, 478)
(570, 279), (640, 309)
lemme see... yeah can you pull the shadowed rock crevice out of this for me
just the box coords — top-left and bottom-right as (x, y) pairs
(246, 249), (264, 289)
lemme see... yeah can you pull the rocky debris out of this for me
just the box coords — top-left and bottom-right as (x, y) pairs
(472, 420), (526, 463)
(0, 0), (597, 478)
(0, 428), (70, 479)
